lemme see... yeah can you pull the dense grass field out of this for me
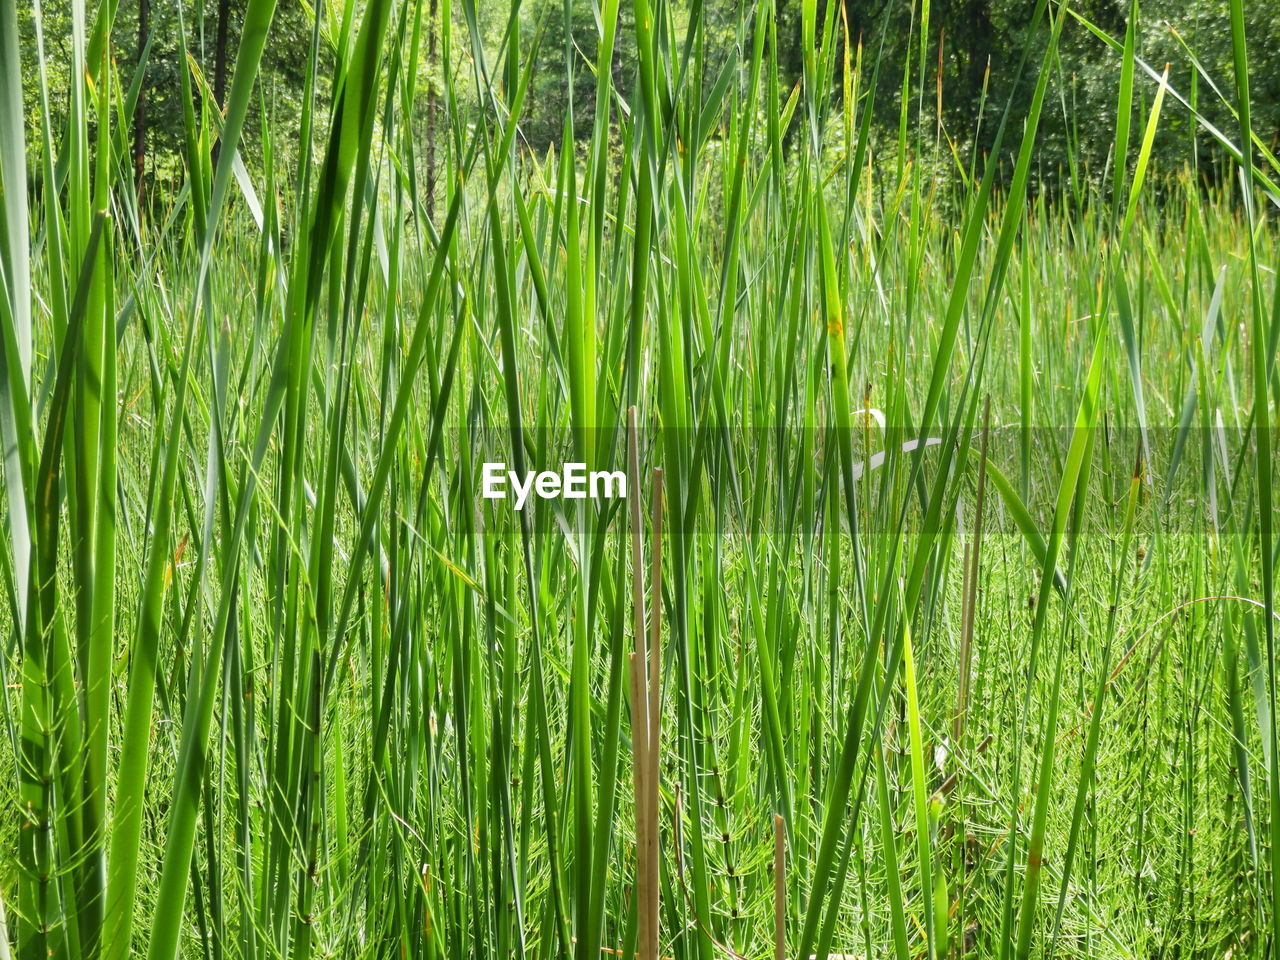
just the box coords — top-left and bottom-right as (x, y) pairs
(2, 0), (1280, 957)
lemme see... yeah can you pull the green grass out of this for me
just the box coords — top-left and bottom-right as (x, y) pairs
(1, 0), (1279, 958)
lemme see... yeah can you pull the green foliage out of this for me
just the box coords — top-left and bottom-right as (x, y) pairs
(16, 0), (1280, 194)
(1, 1), (1279, 960)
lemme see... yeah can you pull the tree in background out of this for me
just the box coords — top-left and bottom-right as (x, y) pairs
(17, 0), (314, 202)
(214, 0), (235, 107)
(16, 0), (1280, 203)
(133, 0), (147, 205)
(772, 0), (1279, 192)
(426, 0), (439, 219)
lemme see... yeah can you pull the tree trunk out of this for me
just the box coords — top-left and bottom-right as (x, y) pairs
(214, 0), (232, 108)
(967, 0), (992, 125)
(210, 0), (232, 168)
(426, 0), (438, 222)
(133, 0), (148, 209)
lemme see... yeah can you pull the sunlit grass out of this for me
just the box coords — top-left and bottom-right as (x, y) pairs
(0, 0), (1278, 958)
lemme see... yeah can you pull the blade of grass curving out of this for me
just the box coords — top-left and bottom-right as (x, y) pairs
(0, 0), (32, 629)
(1225, 0), (1278, 949)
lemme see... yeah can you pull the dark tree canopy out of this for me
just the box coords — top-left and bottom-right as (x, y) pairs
(17, 0), (1280, 198)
